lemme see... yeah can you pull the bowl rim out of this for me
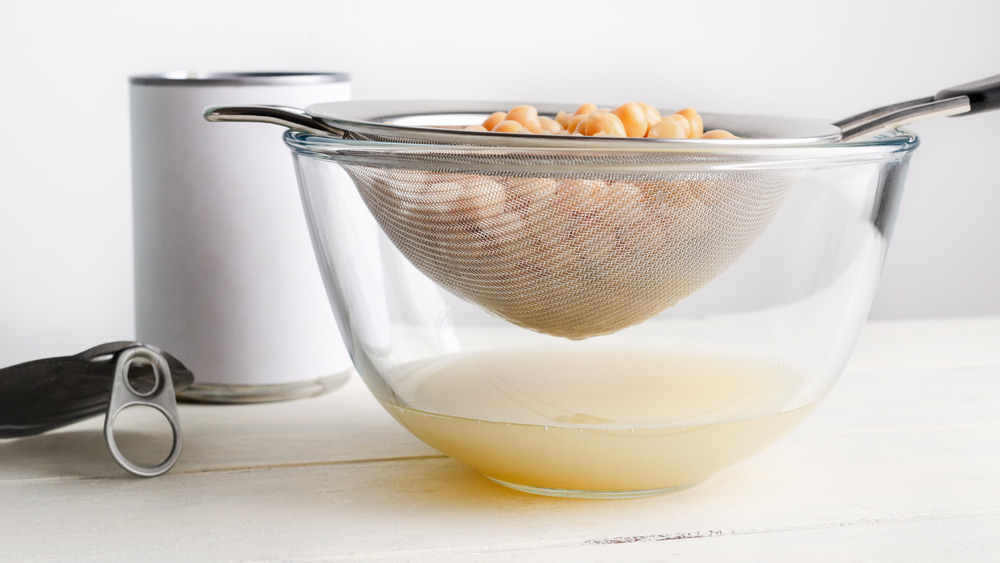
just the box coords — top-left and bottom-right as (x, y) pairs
(282, 127), (920, 167)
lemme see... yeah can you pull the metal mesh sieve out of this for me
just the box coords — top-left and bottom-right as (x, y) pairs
(287, 102), (822, 338)
(337, 150), (795, 338)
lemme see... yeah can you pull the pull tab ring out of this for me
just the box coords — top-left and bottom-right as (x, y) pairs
(103, 345), (182, 477)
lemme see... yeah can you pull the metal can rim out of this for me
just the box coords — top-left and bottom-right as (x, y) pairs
(129, 71), (350, 87)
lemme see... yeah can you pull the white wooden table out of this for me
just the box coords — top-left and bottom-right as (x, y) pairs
(3, 317), (999, 561)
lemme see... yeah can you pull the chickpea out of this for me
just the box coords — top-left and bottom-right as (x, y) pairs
(567, 113), (589, 133)
(638, 102), (662, 127)
(502, 177), (560, 214)
(482, 111), (507, 131)
(675, 108), (704, 138)
(574, 112), (627, 137)
(555, 110), (573, 129)
(506, 105), (543, 133)
(648, 113), (690, 138)
(646, 115), (689, 139)
(555, 178), (614, 214)
(457, 179), (507, 226)
(538, 115), (563, 134)
(418, 180), (504, 231)
(701, 129), (739, 139)
(611, 102), (649, 138)
(491, 120), (526, 133)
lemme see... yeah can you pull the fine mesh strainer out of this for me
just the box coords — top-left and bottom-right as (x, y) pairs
(205, 75), (998, 339)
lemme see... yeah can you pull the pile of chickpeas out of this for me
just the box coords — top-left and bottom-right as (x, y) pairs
(355, 103), (750, 336)
(465, 103), (738, 139)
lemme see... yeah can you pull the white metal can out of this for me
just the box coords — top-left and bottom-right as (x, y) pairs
(129, 72), (352, 402)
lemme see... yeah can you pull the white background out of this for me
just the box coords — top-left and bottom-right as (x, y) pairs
(1, 0), (998, 366)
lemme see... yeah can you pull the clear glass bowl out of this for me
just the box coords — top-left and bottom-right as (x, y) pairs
(286, 129), (919, 498)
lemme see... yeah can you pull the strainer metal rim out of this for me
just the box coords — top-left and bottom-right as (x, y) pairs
(304, 100), (847, 147)
(283, 130), (919, 178)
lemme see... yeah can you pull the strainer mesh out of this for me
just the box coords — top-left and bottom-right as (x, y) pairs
(340, 148), (793, 339)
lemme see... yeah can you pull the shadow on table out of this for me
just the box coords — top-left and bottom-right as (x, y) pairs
(0, 428), (172, 479)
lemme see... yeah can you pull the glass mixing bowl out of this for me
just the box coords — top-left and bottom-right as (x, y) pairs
(285, 129), (918, 498)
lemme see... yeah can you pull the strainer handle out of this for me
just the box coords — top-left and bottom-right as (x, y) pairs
(203, 105), (345, 137)
(835, 74), (1000, 141)
(934, 74), (1000, 115)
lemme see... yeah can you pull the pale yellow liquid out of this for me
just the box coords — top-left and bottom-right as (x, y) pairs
(383, 347), (815, 497)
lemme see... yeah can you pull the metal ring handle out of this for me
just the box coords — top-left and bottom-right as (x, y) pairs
(102, 346), (182, 477)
